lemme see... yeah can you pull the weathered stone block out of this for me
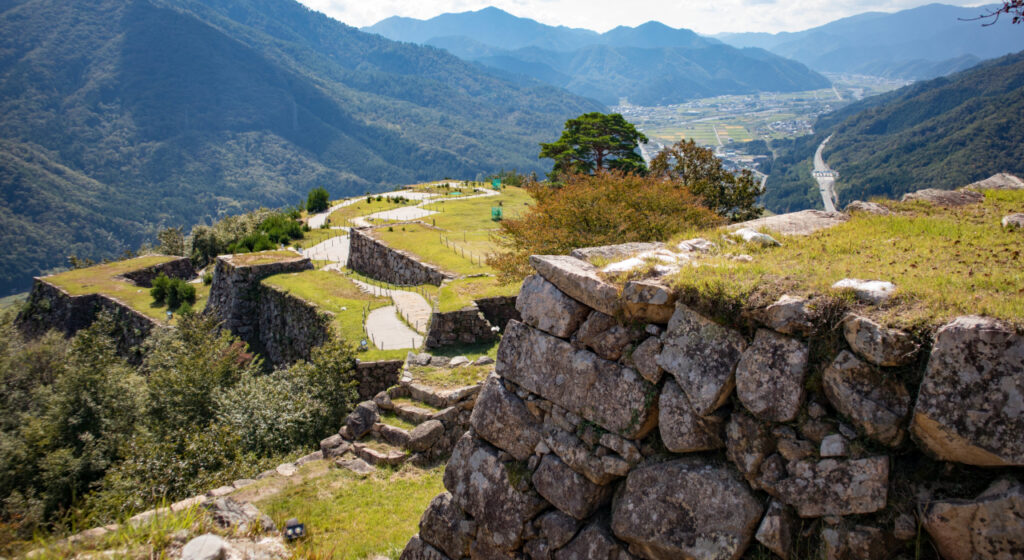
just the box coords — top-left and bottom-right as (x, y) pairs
(533, 454), (613, 520)
(346, 401), (380, 440)
(574, 311), (641, 361)
(756, 500), (795, 560)
(537, 510), (582, 550)
(400, 535), (451, 560)
(823, 350), (910, 446)
(555, 517), (632, 560)
(497, 320), (657, 439)
(725, 411), (774, 488)
(658, 378), (725, 453)
(419, 492), (476, 560)
(911, 316), (1024, 466)
(516, 274), (591, 339)
(611, 457), (763, 560)
(656, 304), (747, 416)
(771, 457), (889, 517)
(529, 255), (621, 317)
(842, 314), (919, 367)
(471, 374), (543, 461)
(922, 479), (1024, 560)
(630, 336), (663, 384)
(621, 280), (676, 324)
(444, 434), (548, 551)
(407, 420), (445, 453)
(735, 329), (808, 422)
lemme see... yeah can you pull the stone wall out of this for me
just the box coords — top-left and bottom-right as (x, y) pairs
(257, 284), (333, 366)
(354, 360), (403, 400)
(474, 295), (520, 331)
(206, 253), (312, 352)
(16, 278), (162, 361)
(401, 253), (1024, 560)
(348, 226), (453, 287)
(425, 305), (497, 349)
(118, 256), (195, 287)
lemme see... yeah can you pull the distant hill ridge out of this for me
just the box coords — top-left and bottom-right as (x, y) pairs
(0, 0), (601, 295)
(715, 3), (1024, 80)
(364, 7), (830, 105)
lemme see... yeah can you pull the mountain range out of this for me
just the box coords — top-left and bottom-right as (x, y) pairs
(364, 8), (831, 105)
(762, 50), (1024, 212)
(0, 0), (601, 295)
(716, 3), (1024, 80)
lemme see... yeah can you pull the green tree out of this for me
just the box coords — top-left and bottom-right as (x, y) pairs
(307, 187), (330, 214)
(539, 113), (648, 178)
(156, 227), (186, 256)
(650, 139), (765, 222)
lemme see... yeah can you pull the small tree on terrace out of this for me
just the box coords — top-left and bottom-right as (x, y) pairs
(540, 112), (648, 178)
(650, 139), (765, 222)
(307, 187), (330, 213)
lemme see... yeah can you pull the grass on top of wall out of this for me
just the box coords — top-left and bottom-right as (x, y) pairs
(371, 223), (489, 277)
(44, 255), (209, 321)
(667, 189), (1024, 329)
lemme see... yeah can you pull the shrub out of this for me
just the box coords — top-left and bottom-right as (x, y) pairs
(150, 274), (195, 310)
(490, 172), (723, 282)
(306, 187), (330, 213)
(202, 271), (213, 285)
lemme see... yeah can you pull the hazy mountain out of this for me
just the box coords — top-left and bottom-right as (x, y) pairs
(0, 0), (602, 295)
(716, 3), (1024, 79)
(364, 8), (830, 105)
(762, 51), (1024, 212)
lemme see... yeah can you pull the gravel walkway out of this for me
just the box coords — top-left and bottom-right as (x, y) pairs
(351, 279), (432, 334)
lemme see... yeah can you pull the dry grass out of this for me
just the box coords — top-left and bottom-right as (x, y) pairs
(231, 250), (305, 266)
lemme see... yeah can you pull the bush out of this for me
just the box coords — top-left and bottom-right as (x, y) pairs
(150, 273), (195, 310)
(202, 271), (213, 285)
(306, 187), (330, 213)
(490, 172), (723, 281)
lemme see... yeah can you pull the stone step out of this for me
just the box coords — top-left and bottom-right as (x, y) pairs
(392, 401), (438, 425)
(352, 439), (409, 467)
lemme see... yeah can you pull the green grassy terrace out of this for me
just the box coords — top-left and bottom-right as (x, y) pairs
(666, 189), (1024, 329)
(250, 462), (444, 560)
(44, 256), (209, 322)
(260, 269), (406, 361)
(438, 276), (520, 313)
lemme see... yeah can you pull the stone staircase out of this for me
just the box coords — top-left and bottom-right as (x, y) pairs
(321, 378), (480, 470)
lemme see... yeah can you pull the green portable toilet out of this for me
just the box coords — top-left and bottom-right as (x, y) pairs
(491, 179), (501, 189)
(491, 207), (503, 221)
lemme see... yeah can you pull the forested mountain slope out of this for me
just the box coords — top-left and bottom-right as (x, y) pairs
(0, 0), (601, 294)
(761, 52), (1024, 212)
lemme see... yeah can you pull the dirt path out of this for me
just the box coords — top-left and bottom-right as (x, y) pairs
(351, 278), (432, 334)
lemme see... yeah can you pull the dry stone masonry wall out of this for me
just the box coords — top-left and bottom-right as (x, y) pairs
(348, 225), (453, 286)
(257, 283), (332, 365)
(425, 297), (519, 349)
(16, 278), (162, 361)
(206, 253), (312, 358)
(401, 250), (1024, 560)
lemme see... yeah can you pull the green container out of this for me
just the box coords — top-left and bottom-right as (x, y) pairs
(491, 207), (503, 221)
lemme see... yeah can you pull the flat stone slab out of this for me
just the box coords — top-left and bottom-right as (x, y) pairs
(529, 255), (621, 317)
(729, 209), (849, 236)
(902, 188), (984, 206)
(570, 242), (665, 261)
(965, 172), (1024, 191)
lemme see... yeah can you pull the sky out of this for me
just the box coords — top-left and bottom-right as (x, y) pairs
(295, 0), (988, 34)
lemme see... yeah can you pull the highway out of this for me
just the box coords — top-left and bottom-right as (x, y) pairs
(813, 135), (838, 212)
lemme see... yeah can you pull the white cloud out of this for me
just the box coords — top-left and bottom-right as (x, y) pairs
(297, 0), (989, 34)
